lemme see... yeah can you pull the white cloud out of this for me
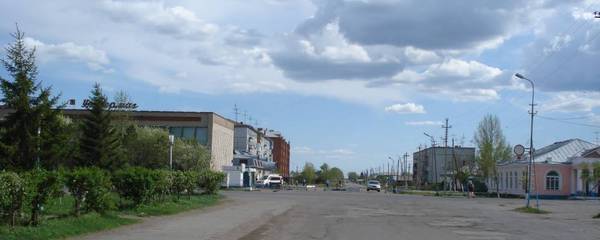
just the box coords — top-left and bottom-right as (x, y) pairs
(23, 37), (110, 72)
(404, 121), (443, 126)
(100, 0), (218, 40)
(292, 146), (355, 159)
(384, 103), (425, 114)
(540, 92), (600, 113)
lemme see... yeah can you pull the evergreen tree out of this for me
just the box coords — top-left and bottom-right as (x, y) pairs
(0, 27), (64, 170)
(78, 84), (121, 170)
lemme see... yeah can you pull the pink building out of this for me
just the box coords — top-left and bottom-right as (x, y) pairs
(490, 139), (598, 198)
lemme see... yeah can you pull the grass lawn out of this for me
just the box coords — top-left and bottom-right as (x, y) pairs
(0, 194), (222, 240)
(124, 194), (222, 217)
(0, 213), (138, 240)
(514, 206), (550, 214)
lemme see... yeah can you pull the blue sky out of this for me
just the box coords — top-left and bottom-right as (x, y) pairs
(1, 0), (600, 174)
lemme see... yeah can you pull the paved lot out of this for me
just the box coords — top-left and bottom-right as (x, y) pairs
(77, 189), (600, 240)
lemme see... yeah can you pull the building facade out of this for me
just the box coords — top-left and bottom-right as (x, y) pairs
(413, 146), (475, 187)
(61, 110), (235, 172)
(266, 130), (290, 181)
(492, 139), (599, 198)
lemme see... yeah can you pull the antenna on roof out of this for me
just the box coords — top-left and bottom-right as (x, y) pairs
(233, 104), (239, 123)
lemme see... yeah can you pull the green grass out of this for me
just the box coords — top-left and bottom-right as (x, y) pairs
(0, 213), (138, 240)
(0, 194), (222, 240)
(514, 207), (550, 214)
(124, 194), (222, 217)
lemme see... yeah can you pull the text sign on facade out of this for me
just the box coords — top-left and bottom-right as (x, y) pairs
(82, 99), (138, 110)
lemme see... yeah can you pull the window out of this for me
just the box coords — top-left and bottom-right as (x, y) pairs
(169, 127), (182, 137)
(545, 171), (560, 191)
(509, 172), (513, 189)
(195, 127), (208, 145)
(182, 127), (195, 139)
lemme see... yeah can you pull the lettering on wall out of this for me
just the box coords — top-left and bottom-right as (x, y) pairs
(82, 99), (138, 110)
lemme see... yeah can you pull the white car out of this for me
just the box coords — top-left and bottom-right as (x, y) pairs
(257, 174), (283, 188)
(367, 180), (381, 192)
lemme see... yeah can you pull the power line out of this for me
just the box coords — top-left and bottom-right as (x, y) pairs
(537, 115), (600, 128)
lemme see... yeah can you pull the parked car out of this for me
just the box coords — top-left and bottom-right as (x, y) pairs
(367, 180), (381, 192)
(257, 174), (283, 188)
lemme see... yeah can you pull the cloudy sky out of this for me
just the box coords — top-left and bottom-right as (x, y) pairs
(1, 0), (600, 173)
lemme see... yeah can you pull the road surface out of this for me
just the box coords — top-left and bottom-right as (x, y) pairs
(76, 189), (600, 240)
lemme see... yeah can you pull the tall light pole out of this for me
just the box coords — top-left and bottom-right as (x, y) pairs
(515, 73), (536, 209)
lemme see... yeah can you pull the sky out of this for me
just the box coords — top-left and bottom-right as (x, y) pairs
(1, 0), (600, 174)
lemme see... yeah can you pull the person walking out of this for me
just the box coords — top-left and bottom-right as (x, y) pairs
(467, 180), (475, 198)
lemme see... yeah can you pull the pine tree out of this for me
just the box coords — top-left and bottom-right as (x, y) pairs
(78, 84), (121, 170)
(0, 26), (64, 170)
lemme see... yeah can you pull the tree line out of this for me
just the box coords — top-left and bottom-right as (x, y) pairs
(0, 28), (223, 228)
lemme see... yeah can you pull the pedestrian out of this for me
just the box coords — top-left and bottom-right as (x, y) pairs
(467, 180), (475, 198)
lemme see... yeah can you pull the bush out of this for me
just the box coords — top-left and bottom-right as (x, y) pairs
(183, 171), (198, 198)
(198, 170), (225, 195)
(152, 169), (172, 202)
(65, 167), (113, 216)
(113, 167), (170, 205)
(170, 171), (187, 199)
(0, 172), (25, 226)
(22, 169), (62, 226)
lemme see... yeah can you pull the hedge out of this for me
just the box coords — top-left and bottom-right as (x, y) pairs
(65, 168), (113, 216)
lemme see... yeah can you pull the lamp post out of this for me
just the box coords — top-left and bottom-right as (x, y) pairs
(515, 73), (537, 209)
(168, 135), (175, 170)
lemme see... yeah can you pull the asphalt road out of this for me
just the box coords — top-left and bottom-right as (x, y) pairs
(77, 188), (600, 240)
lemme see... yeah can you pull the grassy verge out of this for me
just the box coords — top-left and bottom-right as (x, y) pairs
(124, 194), (222, 217)
(0, 213), (138, 240)
(514, 207), (550, 214)
(0, 194), (222, 240)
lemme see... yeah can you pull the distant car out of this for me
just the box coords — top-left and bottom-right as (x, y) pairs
(257, 174), (283, 188)
(367, 180), (381, 192)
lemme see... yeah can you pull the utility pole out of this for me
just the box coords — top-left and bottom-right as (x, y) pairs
(396, 156), (400, 191)
(442, 118), (452, 147)
(403, 152), (409, 189)
(424, 133), (438, 191)
(441, 118), (452, 191)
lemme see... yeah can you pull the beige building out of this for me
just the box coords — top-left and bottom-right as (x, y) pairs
(32, 109), (235, 172)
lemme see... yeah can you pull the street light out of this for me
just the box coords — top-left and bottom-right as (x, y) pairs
(168, 135), (175, 170)
(514, 73), (537, 209)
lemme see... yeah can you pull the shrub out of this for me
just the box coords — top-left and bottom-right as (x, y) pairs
(113, 167), (170, 205)
(65, 167), (113, 216)
(152, 169), (172, 202)
(198, 170), (225, 195)
(183, 171), (198, 198)
(22, 169), (62, 225)
(171, 171), (186, 199)
(0, 172), (25, 226)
